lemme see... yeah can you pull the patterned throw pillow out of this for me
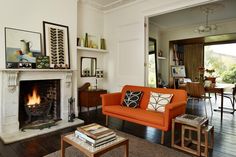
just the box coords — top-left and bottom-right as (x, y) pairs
(122, 90), (143, 108)
(147, 92), (173, 112)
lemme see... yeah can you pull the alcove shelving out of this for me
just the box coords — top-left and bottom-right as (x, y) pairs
(77, 46), (108, 53)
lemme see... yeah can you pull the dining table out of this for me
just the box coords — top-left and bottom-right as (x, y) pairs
(205, 83), (235, 122)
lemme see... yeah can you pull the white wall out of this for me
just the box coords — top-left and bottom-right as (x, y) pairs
(104, 0), (215, 92)
(77, 2), (106, 89)
(159, 18), (236, 84)
(0, 0), (78, 115)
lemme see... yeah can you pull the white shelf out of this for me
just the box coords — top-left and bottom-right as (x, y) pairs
(0, 69), (74, 72)
(77, 46), (108, 53)
(158, 56), (166, 60)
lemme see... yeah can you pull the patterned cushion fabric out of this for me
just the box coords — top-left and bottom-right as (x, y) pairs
(122, 90), (143, 108)
(147, 92), (173, 112)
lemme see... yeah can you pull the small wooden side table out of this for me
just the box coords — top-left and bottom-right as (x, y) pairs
(61, 132), (129, 157)
(172, 116), (212, 156)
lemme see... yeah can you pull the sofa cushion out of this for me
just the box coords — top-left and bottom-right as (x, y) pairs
(147, 92), (173, 112)
(121, 85), (187, 110)
(104, 105), (164, 126)
(122, 90), (143, 108)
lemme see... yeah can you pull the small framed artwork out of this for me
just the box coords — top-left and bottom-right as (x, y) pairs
(171, 65), (186, 78)
(36, 56), (50, 69)
(5, 27), (42, 68)
(43, 21), (70, 69)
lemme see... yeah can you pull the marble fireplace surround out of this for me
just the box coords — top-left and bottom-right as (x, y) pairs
(0, 69), (84, 143)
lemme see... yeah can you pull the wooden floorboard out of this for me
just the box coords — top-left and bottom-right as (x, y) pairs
(0, 95), (235, 157)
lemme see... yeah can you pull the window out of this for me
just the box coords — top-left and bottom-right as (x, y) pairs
(204, 43), (236, 84)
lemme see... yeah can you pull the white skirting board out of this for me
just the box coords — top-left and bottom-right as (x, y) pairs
(0, 118), (84, 144)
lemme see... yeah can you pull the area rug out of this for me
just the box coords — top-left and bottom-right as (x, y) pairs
(44, 130), (192, 157)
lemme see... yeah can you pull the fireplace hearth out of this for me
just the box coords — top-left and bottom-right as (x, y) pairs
(19, 79), (61, 130)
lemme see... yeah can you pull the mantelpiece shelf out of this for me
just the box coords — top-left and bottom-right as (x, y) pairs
(0, 69), (74, 72)
(158, 56), (166, 60)
(77, 46), (108, 53)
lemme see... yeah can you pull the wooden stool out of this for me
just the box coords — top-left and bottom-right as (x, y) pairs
(182, 125), (214, 157)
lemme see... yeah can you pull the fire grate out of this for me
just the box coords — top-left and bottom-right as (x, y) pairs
(24, 98), (52, 124)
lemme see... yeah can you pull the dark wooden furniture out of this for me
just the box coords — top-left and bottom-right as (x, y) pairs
(78, 83), (107, 116)
(61, 132), (129, 157)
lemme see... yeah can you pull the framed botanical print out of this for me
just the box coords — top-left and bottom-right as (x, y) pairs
(5, 27), (42, 68)
(43, 21), (70, 69)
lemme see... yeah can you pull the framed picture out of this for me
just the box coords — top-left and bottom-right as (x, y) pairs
(43, 21), (70, 68)
(5, 27), (42, 68)
(36, 56), (50, 69)
(171, 65), (186, 78)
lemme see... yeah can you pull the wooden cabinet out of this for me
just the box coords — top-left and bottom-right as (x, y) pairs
(78, 89), (107, 115)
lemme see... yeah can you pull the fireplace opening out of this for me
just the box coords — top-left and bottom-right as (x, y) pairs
(19, 79), (61, 130)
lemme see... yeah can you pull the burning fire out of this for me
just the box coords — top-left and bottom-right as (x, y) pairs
(27, 87), (41, 106)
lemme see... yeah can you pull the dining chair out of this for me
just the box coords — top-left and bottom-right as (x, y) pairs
(186, 82), (213, 117)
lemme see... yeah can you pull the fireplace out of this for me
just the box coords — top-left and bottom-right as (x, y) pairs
(19, 80), (61, 129)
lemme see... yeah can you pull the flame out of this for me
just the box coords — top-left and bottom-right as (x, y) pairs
(27, 88), (41, 106)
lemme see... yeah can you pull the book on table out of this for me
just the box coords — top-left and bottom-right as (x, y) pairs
(75, 123), (117, 147)
(176, 114), (206, 125)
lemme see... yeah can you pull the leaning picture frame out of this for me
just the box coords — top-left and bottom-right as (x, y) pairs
(43, 21), (70, 69)
(5, 27), (42, 69)
(171, 65), (186, 78)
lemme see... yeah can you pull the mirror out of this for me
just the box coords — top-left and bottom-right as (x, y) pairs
(81, 57), (97, 77)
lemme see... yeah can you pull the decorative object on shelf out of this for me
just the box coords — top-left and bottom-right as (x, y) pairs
(100, 38), (106, 50)
(84, 33), (89, 47)
(80, 38), (84, 47)
(68, 97), (75, 122)
(81, 57), (97, 77)
(77, 38), (80, 46)
(88, 34), (98, 49)
(95, 69), (104, 90)
(18, 62), (32, 69)
(43, 21), (70, 69)
(158, 50), (163, 57)
(5, 27), (42, 69)
(36, 56), (50, 69)
(195, 7), (217, 33)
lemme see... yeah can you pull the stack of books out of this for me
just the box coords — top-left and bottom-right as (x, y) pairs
(75, 123), (117, 147)
(176, 114), (206, 125)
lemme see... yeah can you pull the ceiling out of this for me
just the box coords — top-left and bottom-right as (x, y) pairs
(87, 0), (137, 11)
(150, 0), (236, 30)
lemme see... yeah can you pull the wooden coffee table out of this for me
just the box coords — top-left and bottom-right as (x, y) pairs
(61, 132), (129, 157)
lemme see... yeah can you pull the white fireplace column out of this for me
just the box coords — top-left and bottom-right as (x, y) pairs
(0, 69), (73, 134)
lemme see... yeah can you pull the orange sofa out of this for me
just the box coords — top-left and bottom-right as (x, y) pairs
(101, 85), (187, 144)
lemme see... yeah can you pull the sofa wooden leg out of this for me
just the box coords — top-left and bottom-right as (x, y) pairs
(161, 131), (165, 145)
(105, 115), (109, 126)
